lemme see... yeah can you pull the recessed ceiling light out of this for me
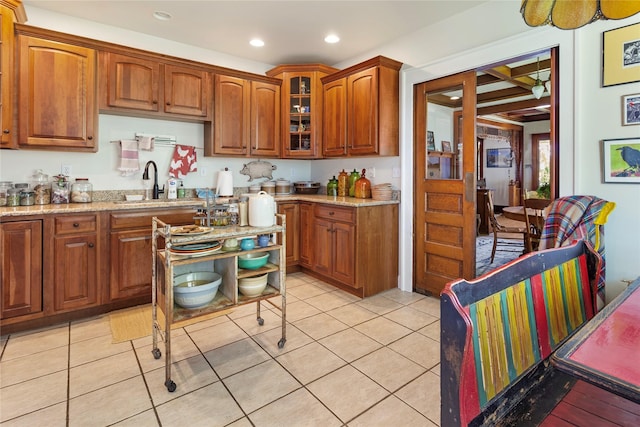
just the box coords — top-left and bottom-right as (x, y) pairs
(153, 11), (172, 21)
(250, 38), (265, 47)
(324, 34), (340, 44)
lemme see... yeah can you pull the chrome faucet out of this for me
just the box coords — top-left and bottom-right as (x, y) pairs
(143, 161), (164, 199)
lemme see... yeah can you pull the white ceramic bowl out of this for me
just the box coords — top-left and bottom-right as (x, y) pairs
(173, 272), (222, 309)
(238, 273), (268, 297)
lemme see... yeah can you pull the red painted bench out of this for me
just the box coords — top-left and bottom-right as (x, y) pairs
(441, 240), (602, 426)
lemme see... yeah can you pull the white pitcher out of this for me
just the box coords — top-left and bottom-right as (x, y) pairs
(248, 191), (275, 227)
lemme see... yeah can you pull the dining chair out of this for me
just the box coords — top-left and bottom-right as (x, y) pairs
(486, 191), (527, 263)
(523, 197), (552, 253)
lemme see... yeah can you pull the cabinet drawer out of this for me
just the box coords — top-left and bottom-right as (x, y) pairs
(314, 205), (355, 223)
(110, 208), (196, 230)
(55, 215), (97, 235)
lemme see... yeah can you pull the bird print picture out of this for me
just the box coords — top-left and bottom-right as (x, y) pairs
(602, 138), (640, 183)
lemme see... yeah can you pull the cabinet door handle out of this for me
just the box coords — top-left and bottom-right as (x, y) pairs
(73, 223), (80, 227)
(88, 243), (94, 248)
(2, 129), (9, 134)
(152, 100), (158, 104)
(88, 136), (93, 140)
(166, 102), (171, 106)
(329, 212), (334, 216)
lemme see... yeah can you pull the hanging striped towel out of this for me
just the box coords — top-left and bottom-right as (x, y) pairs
(118, 139), (140, 176)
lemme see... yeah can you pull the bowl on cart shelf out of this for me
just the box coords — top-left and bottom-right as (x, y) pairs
(238, 252), (269, 270)
(238, 273), (268, 297)
(173, 272), (222, 309)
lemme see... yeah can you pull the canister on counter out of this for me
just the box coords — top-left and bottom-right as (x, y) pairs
(32, 170), (51, 205)
(261, 181), (275, 195)
(239, 196), (248, 226)
(71, 178), (92, 203)
(6, 188), (20, 207)
(20, 189), (35, 206)
(0, 181), (13, 206)
(337, 170), (348, 197)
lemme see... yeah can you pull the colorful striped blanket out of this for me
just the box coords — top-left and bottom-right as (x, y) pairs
(539, 196), (615, 309)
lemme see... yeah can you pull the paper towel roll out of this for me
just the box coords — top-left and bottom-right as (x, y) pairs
(216, 170), (234, 196)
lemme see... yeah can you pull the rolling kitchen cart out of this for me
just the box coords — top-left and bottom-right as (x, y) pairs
(151, 214), (286, 392)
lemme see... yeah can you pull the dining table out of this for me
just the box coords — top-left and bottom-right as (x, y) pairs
(501, 205), (537, 223)
(551, 276), (640, 404)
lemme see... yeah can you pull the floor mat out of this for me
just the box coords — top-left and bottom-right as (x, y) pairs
(109, 304), (231, 343)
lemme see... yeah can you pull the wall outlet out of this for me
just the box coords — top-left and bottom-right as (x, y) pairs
(61, 164), (72, 176)
(369, 167), (376, 178)
(392, 167), (401, 178)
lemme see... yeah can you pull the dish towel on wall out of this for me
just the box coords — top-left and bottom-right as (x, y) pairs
(117, 139), (140, 176)
(169, 144), (198, 178)
(137, 136), (154, 151)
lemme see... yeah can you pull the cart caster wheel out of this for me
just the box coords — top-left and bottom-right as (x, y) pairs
(257, 317), (264, 326)
(165, 379), (177, 392)
(277, 338), (286, 349)
(152, 348), (162, 359)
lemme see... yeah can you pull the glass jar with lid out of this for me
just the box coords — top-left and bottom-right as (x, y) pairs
(71, 178), (92, 203)
(6, 188), (20, 207)
(20, 189), (35, 206)
(0, 181), (13, 206)
(31, 170), (51, 205)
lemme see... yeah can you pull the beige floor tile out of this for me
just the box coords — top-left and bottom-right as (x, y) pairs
(378, 288), (426, 305)
(0, 371), (68, 422)
(187, 319), (249, 353)
(223, 359), (301, 413)
(304, 291), (355, 312)
(0, 345), (68, 387)
(182, 311), (232, 330)
(266, 291), (298, 309)
(319, 328), (382, 362)
(283, 274), (308, 288)
(286, 283), (329, 300)
(204, 337), (271, 379)
(352, 347), (426, 392)
(326, 303), (378, 326)
(1, 325), (69, 361)
(252, 324), (313, 357)
(145, 354), (219, 405)
(418, 319), (440, 342)
(232, 309), (282, 336)
(156, 381), (244, 427)
(383, 306), (439, 331)
(131, 325), (186, 349)
(226, 417), (253, 427)
(249, 387), (342, 426)
(111, 409), (159, 427)
(408, 296), (441, 318)
(226, 301), (273, 320)
(354, 316), (412, 345)
(137, 331), (201, 373)
(293, 312), (348, 340)
(283, 300), (322, 322)
(388, 332), (440, 369)
(308, 279), (343, 293)
(356, 294), (404, 314)
(431, 364), (441, 377)
(307, 365), (388, 423)
(0, 402), (67, 427)
(69, 333), (131, 367)
(276, 342), (346, 384)
(348, 395), (435, 427)
(395, 370), (441, 424)
(70, 350), (140, 398)
(70, 314), (111, 343)
(68, 376), (151, 427)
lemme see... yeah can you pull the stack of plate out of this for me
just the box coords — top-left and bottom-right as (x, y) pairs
(169, 241), (222, 257)
(371, 183), (393, 201)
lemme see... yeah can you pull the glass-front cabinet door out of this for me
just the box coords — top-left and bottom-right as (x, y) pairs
(266, 64), (338, 159)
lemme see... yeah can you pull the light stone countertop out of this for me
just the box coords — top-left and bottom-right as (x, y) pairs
(0, 195), (398, 218)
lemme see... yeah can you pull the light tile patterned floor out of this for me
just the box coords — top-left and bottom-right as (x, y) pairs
(0, 273), (441, 426)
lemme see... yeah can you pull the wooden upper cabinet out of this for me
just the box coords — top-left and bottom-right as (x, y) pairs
(101, 52), (160, 112)
(0, 1), (25, 149)
(250, 80), (280, 157)
(209, 73), (280, 157)
(164, 64), (211, 118)
(322, 56), (401, 157)
(99, 52), (212, 120)
(322, 78), (347, 157)
(18, 35), (97, 151)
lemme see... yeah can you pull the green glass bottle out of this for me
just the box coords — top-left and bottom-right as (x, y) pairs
(348, 169), (360, 197)
(327, 176), (338, 196)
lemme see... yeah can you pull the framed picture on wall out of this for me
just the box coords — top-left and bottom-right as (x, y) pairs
(622, 93), (640, 125)
(441, 141), (452, 152)
(603, 22), (640, 87)
(486, 148), (513, 168)
(427, 131), (435, 151)
(602, 138), (640, 183)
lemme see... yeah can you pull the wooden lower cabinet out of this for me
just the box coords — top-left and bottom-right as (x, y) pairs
(276, 202), (299, 269)
(0, 219), (43, 319)
(109, 208), (195, 302)
(308, 203), (398, 297)
(298, 202), (314, 268)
